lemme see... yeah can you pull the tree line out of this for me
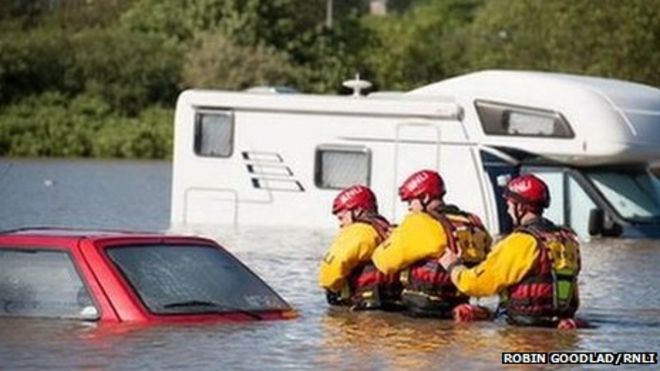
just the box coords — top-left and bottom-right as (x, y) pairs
(1, 0), (658, 158)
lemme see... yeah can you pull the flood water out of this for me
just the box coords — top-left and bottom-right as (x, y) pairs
(0, 159), (658, 369)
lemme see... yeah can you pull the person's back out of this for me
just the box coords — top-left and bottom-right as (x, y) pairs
(504, 216), (581, 326)
(439, 174), (584, 328)
(372, 170), (492, 318)
(319, 185), (401, 310)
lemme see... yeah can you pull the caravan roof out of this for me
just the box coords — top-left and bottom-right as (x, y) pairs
(410, 70), (660, 166)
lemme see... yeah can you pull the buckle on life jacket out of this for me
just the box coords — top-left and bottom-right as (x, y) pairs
(400, 268), (410, 285)
(350, 289), (380, 311)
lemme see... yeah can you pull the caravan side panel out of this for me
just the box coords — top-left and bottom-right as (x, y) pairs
(170, 91), (495, 231)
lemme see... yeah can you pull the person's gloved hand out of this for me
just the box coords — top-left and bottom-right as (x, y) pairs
(557, 318), (589, 329)
(452, 304), (491, 322)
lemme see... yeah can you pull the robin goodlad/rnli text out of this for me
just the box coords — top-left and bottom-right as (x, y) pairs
(502, 352), (657, 365)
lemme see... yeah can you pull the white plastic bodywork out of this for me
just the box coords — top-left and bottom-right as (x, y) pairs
(411, 70), (660, 165)
(170, 70), (660, 233)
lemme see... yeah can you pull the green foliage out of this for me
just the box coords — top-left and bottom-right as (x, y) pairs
(0, 92), (104, 157)
(1, 0), (659, 158)
(120, 0), (360, 48)
(181, 32), (296, 90)
(91, 106), (174, 159)
(463, 0), (660, 85)
(122, 0), (367, 92)
(0, 27), (181, 114)
(67, 28), (182, 115)
(291, 20), (370, 93)
(120, 0), (224, 44)
(0, 28), (72, 105)
(46, 0), (134, 30)
(0, 93), (173, 158)
(0, 0), (50, 27)
(361, 0), (483, 90)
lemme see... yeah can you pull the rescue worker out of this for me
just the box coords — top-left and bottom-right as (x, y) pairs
(438, 174), (585, 329)
(372, 170), (492, 319)
(319, 185), (402, 310)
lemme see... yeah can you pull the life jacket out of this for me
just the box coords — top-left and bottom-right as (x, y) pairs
(504, 218), (581, 326)
(401, 205), (491, 317)
(337, 213), (402, 310)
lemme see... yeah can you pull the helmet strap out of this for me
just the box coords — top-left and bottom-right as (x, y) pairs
(513, 203), (525, 226)
(351, 209), (365, 222)
(420, 196), (432, 211)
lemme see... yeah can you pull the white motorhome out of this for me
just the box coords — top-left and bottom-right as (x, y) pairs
(170, 70), (660, 239)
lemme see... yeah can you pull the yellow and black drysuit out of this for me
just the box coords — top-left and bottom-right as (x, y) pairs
(372, 205), (491, 317)
(319, 214), (401, 310)
(448, 217), (581, 327)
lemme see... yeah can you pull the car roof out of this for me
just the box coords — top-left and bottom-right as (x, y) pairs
(0, 227), (216, 247)
(1, 226), (162, 237)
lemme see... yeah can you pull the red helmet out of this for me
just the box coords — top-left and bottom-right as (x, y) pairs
(503, 174), (550, 210)
(398, 170), (446, 202)
(332, 185), (377, 214)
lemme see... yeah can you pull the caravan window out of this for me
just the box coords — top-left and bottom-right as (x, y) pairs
(194, 110), (234, 157)
(315, 145), (371, 189)
(475, 101), (573, 138)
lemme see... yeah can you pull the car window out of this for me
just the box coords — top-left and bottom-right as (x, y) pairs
(0, 249), (98, 320)
(106, 244), (290, 315)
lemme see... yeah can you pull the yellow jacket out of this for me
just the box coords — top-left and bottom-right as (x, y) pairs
(450, 232), (538, 297)
(372, 212), (448, 275)
(319, 223), (381, 292)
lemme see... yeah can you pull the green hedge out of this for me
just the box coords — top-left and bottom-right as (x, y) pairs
(0, 92), (173, 158)
(0, 0), (658, 158)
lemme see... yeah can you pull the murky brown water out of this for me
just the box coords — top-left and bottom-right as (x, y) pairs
(0, 159), (659, 369)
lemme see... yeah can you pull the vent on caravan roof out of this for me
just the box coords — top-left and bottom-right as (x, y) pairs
(342, 74), (372, 97)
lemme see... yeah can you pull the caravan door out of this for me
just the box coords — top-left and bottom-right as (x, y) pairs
(391, 122), (442, 221)
(522, 166), (598, 239)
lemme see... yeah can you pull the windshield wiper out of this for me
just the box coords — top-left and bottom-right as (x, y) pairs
(162, 300), (264, 320)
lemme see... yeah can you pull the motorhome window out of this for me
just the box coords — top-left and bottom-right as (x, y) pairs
(194, 110), (233, 157)
(568, 176), (597, 239)
(475, 101), (573, 138)
(585, 169), (660, 222)
(523, 167), (605, 238)
(315, 146), (371, 189)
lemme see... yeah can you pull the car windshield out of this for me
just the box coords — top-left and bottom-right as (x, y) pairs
(585, 168), (660, 222)
(106, 244), (290, 315)
(0, 249), (98, 320)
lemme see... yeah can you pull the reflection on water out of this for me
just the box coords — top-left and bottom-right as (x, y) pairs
(318, 311), (583, 369)
(0, 160), (659, 369)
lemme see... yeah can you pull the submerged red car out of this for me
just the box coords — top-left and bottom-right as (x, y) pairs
(0, 228), (296, 323)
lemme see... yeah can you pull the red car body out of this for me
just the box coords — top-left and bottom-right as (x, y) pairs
(0, 228), (297, 324)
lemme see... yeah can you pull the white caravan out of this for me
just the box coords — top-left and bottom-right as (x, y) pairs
(170, 70), (660, 239)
